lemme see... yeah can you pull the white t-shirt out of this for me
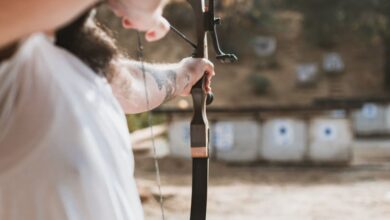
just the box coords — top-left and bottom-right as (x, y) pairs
(0, 33), (143, 220)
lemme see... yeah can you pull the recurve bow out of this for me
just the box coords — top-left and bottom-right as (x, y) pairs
(139, 0), (237, 219)
(171, 1), (237, 219)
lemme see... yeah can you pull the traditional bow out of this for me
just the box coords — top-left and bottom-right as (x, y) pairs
(138, 1), (237, 219)
(171, 1), (237, 219)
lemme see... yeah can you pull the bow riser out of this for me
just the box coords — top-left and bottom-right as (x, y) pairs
(162, 1), (236, 219)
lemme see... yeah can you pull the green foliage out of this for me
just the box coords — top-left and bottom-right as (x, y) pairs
(240, 0), (280, 31)
(285, 0), (390, 47)
(286, 0), (349, 47)
(248, 73), (271, 95)
(126, 113), (167, 132)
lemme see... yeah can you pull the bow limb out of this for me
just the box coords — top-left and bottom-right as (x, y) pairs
(187, 1), (209, 220)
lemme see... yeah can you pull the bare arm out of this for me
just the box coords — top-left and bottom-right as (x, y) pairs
(0, 0), (97, 47)
(110, 58), (214, 114)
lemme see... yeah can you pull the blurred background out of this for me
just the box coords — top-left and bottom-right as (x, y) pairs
(97, 0), (390, 219)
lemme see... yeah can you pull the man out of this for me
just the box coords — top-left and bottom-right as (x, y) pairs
(0, 0), (214, 219)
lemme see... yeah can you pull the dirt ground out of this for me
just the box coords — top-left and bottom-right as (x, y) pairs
(135, 140), (390, 220)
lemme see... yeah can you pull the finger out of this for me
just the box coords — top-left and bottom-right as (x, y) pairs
(204, 76), (212, 93)
(203, 59), (215, 77)
(205, 68), (213, 82)
(205, 84), (212, 93)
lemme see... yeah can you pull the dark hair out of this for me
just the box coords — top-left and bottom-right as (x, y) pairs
(55, 8), (117, 76)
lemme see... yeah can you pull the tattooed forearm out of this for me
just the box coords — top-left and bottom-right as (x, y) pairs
(110, 56), (214, 114)
(164, 72), (177, 102)
(139, 64), (178, 102)
(109, 58), (204, 113)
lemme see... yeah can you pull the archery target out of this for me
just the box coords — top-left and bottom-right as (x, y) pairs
(362, 103), (378, 119)
(318, 123), (338, 141)
(323, 52), (345, 73)
(261, 118), (307, 162)
(252, 36), (277, 57)
(168, 119), (191, 158)
(213, 122), (234, 151)
(308, 118), (352, 163)
(273, 121), (294, 146)
(213, 120), (259, 163)
(352, 104), (387, 135)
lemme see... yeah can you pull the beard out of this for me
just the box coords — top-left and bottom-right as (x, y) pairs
(55, 8), (118, 78)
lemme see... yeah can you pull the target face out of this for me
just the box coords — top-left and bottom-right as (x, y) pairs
(318, 124), (338, 141)
(273, 121), (294, 146)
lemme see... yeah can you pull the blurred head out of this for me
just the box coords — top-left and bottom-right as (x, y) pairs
(55, 0), (172, 78)
(107, 0), (170, 42)
(55, 8), (119, 78)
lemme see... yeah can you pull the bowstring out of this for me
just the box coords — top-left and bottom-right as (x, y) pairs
(136, 31), (166, 220)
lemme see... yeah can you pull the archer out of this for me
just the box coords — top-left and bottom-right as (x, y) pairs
(0, 0), (214, 219)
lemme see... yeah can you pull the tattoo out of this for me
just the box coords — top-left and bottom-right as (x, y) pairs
(183, 73), (191, 90)
(139, 65), (178, 102)
(164, 72), (177, 102)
